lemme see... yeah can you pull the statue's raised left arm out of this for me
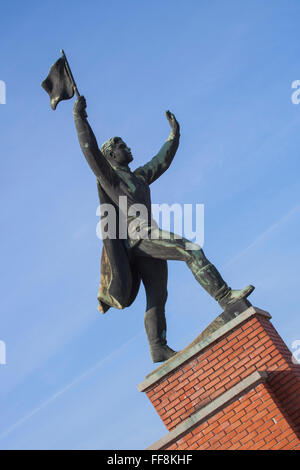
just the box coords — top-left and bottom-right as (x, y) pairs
(134, 111), (180, 185)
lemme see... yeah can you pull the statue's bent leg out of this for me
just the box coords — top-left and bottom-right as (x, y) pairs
(134, 256), (177, 363)
(133, 229), (254, 312)
(186, 251), (254, 311)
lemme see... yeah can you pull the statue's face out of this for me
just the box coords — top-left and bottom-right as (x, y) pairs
(110, 138), (133, 165)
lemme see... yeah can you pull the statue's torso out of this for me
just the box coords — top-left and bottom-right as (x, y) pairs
(116, 167), (152, 212)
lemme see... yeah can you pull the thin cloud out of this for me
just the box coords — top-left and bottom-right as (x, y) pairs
(224, 204), (300, 269)
(0, 331), (143, 442)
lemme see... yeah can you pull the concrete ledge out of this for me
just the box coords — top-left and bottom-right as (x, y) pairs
(138, 306), (270, 392)
(147, 370), (269, 450)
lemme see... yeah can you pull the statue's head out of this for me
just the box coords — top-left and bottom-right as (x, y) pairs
(101, 137), (133, 166)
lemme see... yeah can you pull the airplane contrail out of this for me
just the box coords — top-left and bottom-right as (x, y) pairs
(224, 204), (300, 269)
(0, 330), (143, 441)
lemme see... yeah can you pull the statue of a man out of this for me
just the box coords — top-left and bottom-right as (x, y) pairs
(73, 96), (254, 363)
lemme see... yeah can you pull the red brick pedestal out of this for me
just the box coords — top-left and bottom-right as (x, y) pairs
(138, 307), (300, 450)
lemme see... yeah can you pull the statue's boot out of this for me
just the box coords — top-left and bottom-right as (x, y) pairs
(144, 306), (177, 363)
(218, 284), (255, 311)
(188, 261), (255, 313)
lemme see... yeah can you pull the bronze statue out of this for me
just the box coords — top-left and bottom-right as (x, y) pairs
(73, 96), (254, 363)
(42, 51), (254, 363)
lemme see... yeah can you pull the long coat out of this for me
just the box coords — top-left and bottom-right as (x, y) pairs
(96, 180), (141, 314)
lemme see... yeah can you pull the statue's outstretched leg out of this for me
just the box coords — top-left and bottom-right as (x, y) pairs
(186, 250), (254, 312)
(133, 230), (254, 316)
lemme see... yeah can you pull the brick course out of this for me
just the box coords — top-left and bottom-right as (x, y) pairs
(165, 382), (299, 450)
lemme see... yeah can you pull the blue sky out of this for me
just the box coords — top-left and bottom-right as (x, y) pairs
(0, 0), (300, 449)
